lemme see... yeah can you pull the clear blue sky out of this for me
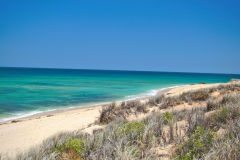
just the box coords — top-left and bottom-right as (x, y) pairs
(0, 0), (240, 74)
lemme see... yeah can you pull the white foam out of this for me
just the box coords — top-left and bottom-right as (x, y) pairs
(125, 89), (158, 101)
(124, 85), (187, 101)
(0, 109), (56, 122)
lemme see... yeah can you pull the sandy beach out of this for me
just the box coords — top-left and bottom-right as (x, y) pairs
(0, 82), (227, 158)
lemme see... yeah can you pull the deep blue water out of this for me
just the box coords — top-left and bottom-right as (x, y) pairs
(1, 67), (240, 121)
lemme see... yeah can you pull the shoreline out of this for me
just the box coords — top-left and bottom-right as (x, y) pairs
(0, 82), (227, 158)
(0, 85), (183, 124)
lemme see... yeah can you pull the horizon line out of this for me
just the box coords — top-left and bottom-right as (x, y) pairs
(1, 66), (240, 76)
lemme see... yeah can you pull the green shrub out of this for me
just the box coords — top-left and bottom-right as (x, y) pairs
(56, 138), (85, 155)
(206, 107), (240, 129)
(174, 126), (215, 160)
(212, 108), (230, 124)
(163, 112), (174, 125)
(202, 120), (240, 160)
(126, 145), (141, 158)
(119, 121), (146, 140)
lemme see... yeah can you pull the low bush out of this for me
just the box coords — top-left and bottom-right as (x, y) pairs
(206, 105), (240, 129)
(161, 96), (183, 109)
(118, 121), (146, 141)
(55, 138), (85, 156)
(212, 108), (230, 124)
(188, 90), (209, 101)
(162, 112), (174, 125)
(15, 132), (82, 160)
(148, 95), (164, 106)
(148, 97), (157, 106)
(203, 120), (240, 160)
(99, 103), (119, 124)
(173, 126), (215, 160)
(206, 98), (221, 111)
(186, 108), (205, 135)
(143, 112), (165, 144)
(135, 102), (148, 113)
(99, 101), (150, 124)
(221, 94), (238, 105)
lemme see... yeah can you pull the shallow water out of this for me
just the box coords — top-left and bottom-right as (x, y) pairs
(0, 67), (240, 121)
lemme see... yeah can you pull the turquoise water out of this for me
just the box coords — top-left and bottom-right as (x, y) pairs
(1, 67), (240, 121)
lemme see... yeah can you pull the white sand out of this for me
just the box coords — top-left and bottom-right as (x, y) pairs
(0, 106), (101, 157)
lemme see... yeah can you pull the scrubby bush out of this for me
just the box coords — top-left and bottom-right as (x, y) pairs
(99, 103), (119, 124)
(206, 104), (240, 129)
(162, 112), (174, 125)
(221, 94), (238, 105)
(186, 108), (205, 136)
(161, 96), (183, 109)
(118, 121), (146, 141)
(143, 112), (165, 144)
(135, 102), (148, 113)
(55, 138), (85, 157)
(172, 109), (189, 121)
(148, 97), (157, 106)
(148, 95), (164, 106)
(15, 132), (83, 160)
(155, 95), (164, 104)
(203, 120), (240, 160)
(185, 90), (209, 102)
(206, 98), (221, 111)
(203, 135), (240, 160)
(212, 108), (230, 123)
(173, 126), (215, 160)
(99, 101), (150, 124)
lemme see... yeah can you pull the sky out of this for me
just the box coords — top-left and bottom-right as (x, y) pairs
(0, 0), (240, 74)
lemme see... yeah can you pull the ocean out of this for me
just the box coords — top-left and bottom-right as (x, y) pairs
(1, 67), (240, 122)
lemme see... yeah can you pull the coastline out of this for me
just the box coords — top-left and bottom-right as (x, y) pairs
(0, 85), (183, 123)
(0, 82), (226, 158)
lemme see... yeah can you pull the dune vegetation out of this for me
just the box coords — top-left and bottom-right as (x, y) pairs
(4, 80), (240, 160)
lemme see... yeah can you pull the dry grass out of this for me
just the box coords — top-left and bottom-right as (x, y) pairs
(98, 82), (240, 125)
(206, 97), (222, 111)
(203, 120), (240, 160)
(99, 101), (148, 124)
(160, 96), (183, 109)
(182, 89), (210, 102)
(148, 95), (164, 106)
(15, 132), (84, 160)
